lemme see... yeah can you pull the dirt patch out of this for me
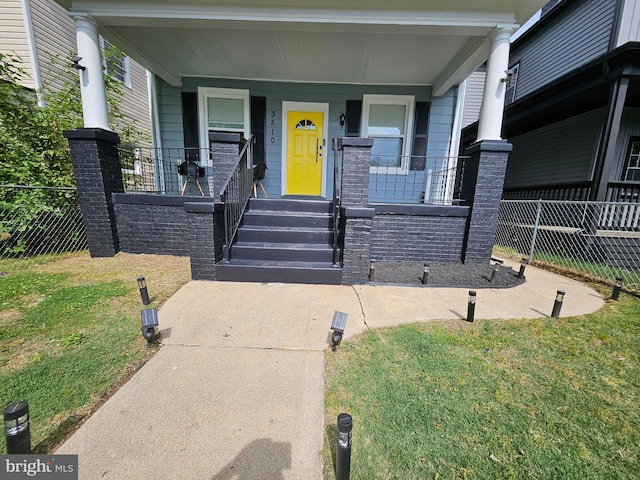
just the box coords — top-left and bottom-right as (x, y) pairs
(370, 261), (525, 289)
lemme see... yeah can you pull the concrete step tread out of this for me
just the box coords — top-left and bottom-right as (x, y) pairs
(233, 242), (333, 250)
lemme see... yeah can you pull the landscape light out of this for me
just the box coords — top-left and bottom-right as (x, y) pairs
(518, 258), (527, 279)
(551, 290), (565, 318)
(330, 311), (348, 351)
(4, 400), (31, 454)
(490, 263), (500, 283)
(137, 276), (150, 305)
(467, 290), (476, 323)
(612, 276), (623, 301)
(421, 263), (429, 285)
(336, 413), (353, 480)
(368, 260), (376, 282)
(141, 308), (159, 346)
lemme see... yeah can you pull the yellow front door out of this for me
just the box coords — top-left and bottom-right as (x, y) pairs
(286, 110), (324, 196)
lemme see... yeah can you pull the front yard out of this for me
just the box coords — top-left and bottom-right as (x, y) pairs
(324, 291), (640, 479)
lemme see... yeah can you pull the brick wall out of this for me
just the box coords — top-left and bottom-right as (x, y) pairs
(370, 205), (470, 262)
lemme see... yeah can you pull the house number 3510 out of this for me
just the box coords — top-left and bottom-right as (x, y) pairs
(270, 110), (276, 144)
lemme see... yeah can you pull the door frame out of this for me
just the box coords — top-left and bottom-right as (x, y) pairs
(281, 101), (329, 197)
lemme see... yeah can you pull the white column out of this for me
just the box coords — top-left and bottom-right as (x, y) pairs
(476, 27), (513, 142)
(74, 14), (110, 130)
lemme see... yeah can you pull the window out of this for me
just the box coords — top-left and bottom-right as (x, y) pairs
(362, 95), (415, 173)
(505, 63), (519, 104)
(198, 87), (250, 162)
(100, 37), (131, 87)
(623, 137), (640, 182)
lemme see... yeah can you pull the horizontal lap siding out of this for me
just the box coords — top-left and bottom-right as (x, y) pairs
(512, 0), (616, 101)
(158, 77), (445, 199)
(0, 1), (33, 87)
(616, 0), (640, 45)
(504, 108), (606, 188)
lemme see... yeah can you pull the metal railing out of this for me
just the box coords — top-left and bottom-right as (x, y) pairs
(495, 199), (640, 294)
(332, 138), (343, 266)
(0, 186), (87, 259)
(368, 155), (464, 204)
(219, 136), (254, 262)
(503, 182), (592, 201)
(118, 147), (212, 195)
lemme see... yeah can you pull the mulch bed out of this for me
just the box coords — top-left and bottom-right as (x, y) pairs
(369, 261), (525, 289)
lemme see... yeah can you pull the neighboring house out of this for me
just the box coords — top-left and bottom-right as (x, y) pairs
(0, 0), (151, 141)
(51, 0), (547, 284)
(461, 0), (640, 204)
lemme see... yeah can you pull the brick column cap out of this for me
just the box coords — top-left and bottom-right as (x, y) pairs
(184, 202), (219, 213)
(208, 132), (244, 144)
(63, 128), (120, 144)
(343, 206), (376, 218)
(465, 139), (513, 155)
(337, 137), (374, 149)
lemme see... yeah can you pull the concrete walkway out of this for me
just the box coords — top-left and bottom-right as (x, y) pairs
(55, 259), (604, 479)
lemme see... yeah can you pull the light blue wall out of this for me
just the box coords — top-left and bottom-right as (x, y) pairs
(156, 77), (457, 200)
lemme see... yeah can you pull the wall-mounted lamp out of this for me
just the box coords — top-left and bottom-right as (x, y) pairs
(71, 56), (86, 71)
(501, 67), (516, 83)
(339, 113), (346, 127)
(330, 311), (348, 351)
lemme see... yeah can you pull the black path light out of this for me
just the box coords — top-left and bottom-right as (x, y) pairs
(330, 311), (348, 351)
(551, 290), (565, 318)
(336, 413), (353, 480)
(4, 400), (31, 454)
(421, 263), (429, 285)
(490, 263), (500, 283)
(467, 290), (476, 323)
(518, 258), (527, 279)
(612, 276), (623, 301)
(368, 260), (376, 282)
(141, 308), (159, 346)
(137, 276), (150, 305)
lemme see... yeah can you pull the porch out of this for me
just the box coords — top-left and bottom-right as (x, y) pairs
(66, 129), (507, 284)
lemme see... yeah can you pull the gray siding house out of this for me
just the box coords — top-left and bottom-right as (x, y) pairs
(0, 0), (151, 139)
(52, 0), (548, 284)
(462, 0), (640, 203)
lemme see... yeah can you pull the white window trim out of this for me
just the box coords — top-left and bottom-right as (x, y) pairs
(99, 36), (131, 88)
(362, 94), (415, 175)
(198, 87), (250, 165)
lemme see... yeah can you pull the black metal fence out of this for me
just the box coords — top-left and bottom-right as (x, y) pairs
(0, 186), (87, 259)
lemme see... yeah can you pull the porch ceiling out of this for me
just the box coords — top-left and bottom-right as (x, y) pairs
(56, 1), (547, 94)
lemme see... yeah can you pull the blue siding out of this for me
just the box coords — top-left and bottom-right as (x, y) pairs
(510, 0), (616, 101)
(156, 77), (459, 200)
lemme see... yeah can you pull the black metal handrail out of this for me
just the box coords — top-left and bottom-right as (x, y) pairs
(219, 135), (254, 262)
(606, 181), (640, 203)
(332, 138), (342, 266)
(502, 182), (592, 201)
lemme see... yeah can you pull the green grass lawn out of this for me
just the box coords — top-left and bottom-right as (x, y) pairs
(0, 252), (190, 454)
(325, 294), (640, 479)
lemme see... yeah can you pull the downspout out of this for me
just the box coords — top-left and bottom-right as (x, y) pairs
(20, 0), (44, 106)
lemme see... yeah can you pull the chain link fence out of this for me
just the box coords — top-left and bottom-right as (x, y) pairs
(495, 200), (640, 295)
(0, 186), (87, 259)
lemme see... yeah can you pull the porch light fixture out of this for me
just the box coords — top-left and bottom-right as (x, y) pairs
(467, 291), (476, 323)
(551, 290), (565, 318)
(518, 258), (527, 279)
(421, 263), (429, 285)
(71, 55), (85, 71)
(4, 400), (31, 454)
(612, 276), (623, 301)
(330, 311), (348, 351)
(336, 413), (353, 480)
(137, 276), (150, 305)
(369, 260), (376, 282)
(501, 67), (516, 82)
(339, 114), (346, 127)
(141, 308), (159, 346)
